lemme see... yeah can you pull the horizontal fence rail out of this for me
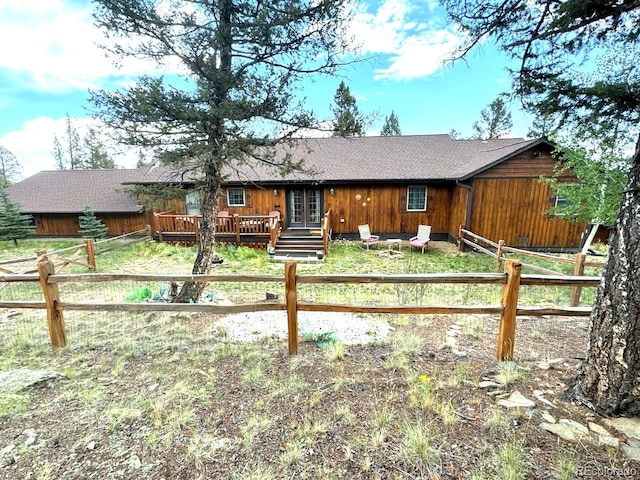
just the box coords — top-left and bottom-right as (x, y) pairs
(0, 258), (600, 361)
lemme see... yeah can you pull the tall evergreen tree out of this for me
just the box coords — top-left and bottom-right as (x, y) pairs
(53, 116), (116, 170)
(83, 128), (116, 169)
(443, 0), (640, 415)
(331, 81), (366, 137)
(90, 0), (352, 302)
(78, 206), (108, 239)
(0, 185), (34, 247)
(380, 111), (401, 136)
(472, 95), (513, 139)
(0, 146), (21, 186)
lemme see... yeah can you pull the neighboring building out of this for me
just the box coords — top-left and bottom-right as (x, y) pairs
(6, 169), (152, 236)
(7, 135), (586, 248)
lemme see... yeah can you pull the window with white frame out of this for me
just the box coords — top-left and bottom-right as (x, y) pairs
(406, 186), (427, 211)
(227, 187), (245, 206)
(184, 190), (202, 215)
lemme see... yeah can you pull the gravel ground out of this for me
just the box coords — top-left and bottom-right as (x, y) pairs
(214, 311), (393, 344)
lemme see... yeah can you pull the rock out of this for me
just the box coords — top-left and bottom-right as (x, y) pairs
(498, 390), (536, 409)
(86, 441), (97, 451)
(597, 435), (620, 448)
(588, 422), (612, 437)
(0, 444), (16, 468)
(0, 369), (62, 392)
(603, 417), (640, 441)
(538, 410), (556, 424)
(533, 390), (556, 408)
(478, 381), (502, 389)
(22, 429), (37, 447)
(621, 442), (640, 461)
(265, 291), (278, 300)
(129, 454), (142, 469)
(540, 422), (585, 442)
(559, 419), (589, 435)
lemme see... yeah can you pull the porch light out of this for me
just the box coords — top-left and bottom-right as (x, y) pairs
(273, 188), (278, 196)
(330, 188), (335, 195)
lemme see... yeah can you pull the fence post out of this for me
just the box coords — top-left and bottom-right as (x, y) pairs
(85, 239), (96, 271)
(570, 253), (587, 307)
(285, 260), (298, 355)
(497, 260), (521, 361)
(495, 240), (505, 272)
(458, 225), (464, 252)
(145, 224), (152, 237)
(37, 258), (67, 350)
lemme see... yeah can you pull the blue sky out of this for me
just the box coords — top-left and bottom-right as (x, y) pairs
(0, 0), (534, 180)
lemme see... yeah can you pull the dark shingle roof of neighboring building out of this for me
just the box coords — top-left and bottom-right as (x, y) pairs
(7, 169), (149, 214)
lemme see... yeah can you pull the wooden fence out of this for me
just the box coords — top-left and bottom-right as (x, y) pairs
(0, 227), (152, 275)
(0, 259), (600, 361)
(458, 227), (605, 306)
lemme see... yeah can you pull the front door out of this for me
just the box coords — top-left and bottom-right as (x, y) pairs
(287, 188), (323, 228)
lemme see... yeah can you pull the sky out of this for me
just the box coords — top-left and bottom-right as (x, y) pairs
(0, 0), (535, 181)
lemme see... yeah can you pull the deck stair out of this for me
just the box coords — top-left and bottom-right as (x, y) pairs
(272, 233), (325, 261)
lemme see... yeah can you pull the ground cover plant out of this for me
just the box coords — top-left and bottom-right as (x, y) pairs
(0, 238), (637, 479)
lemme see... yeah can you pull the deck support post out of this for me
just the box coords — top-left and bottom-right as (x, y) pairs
(497, 260), (521, 361)
(285, 260), (298, 355)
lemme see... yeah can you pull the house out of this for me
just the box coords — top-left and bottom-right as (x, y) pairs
(7, 135), (586, 248)
(6, 169), (152, 236)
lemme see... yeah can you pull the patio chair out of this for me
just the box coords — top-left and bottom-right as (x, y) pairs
(409, 225), (431, 253)
(358, 224), (380, 250)
(217, 210), (230, 227)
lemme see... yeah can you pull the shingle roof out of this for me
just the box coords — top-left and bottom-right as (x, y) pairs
(7, 169), (148, 214)
(7, 135), (550, 213)
(223, 134), (547, 183)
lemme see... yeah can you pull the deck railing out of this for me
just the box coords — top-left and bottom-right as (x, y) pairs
(154, 211), (280, 245)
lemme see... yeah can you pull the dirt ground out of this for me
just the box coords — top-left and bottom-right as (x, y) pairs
(1, 306), (638, 479)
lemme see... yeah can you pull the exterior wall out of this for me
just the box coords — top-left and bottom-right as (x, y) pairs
(469, 149), (586, 248)
(218, 186), (285, 218)
(33, 213), (149, 236)
(323, 184), (452, 236)
(448, 184), (470, 238)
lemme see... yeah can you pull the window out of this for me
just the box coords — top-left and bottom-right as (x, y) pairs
(407, 186), (427, 211)
(227, 187), (245, 206)
(184, 190), (202, 215)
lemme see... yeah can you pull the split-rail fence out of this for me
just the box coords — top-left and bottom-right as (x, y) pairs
(0, 258), (600, 362)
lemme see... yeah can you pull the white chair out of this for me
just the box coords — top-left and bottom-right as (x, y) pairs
(409, 225), (431, 253)
(358, 224), (380, 249)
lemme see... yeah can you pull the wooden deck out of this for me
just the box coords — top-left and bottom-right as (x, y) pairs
(153, 212), (280, 247)
(153, 210), (333, 255)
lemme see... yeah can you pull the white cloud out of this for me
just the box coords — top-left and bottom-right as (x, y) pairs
(0, 0), (171, 93)
(350, 0), (463, 81)
(0, 116), (139, 181)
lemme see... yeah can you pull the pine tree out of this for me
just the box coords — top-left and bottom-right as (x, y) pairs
(380, 111), (401, 136)
(78, 206), (108, 239)
(331, 81), (366, 137)
(443, 0), (640, 415)
(91, 0), (352, 302)
(472, 95), (513, 139)
(0, 185), (34, 246)
(0, 146), (22, 185)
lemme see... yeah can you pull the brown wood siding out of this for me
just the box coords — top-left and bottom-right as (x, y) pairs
(33, 213), (148, 236)
(469, 178), (585, 248)
(473, 149), (560, 179)
(448, 185), (470, 238)
(218, 186), (285, 219)
(324, 185), (452, 235)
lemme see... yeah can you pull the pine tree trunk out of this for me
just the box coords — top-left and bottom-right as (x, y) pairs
(571, 137), (640, 416)
(173, 187), (218, 303)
